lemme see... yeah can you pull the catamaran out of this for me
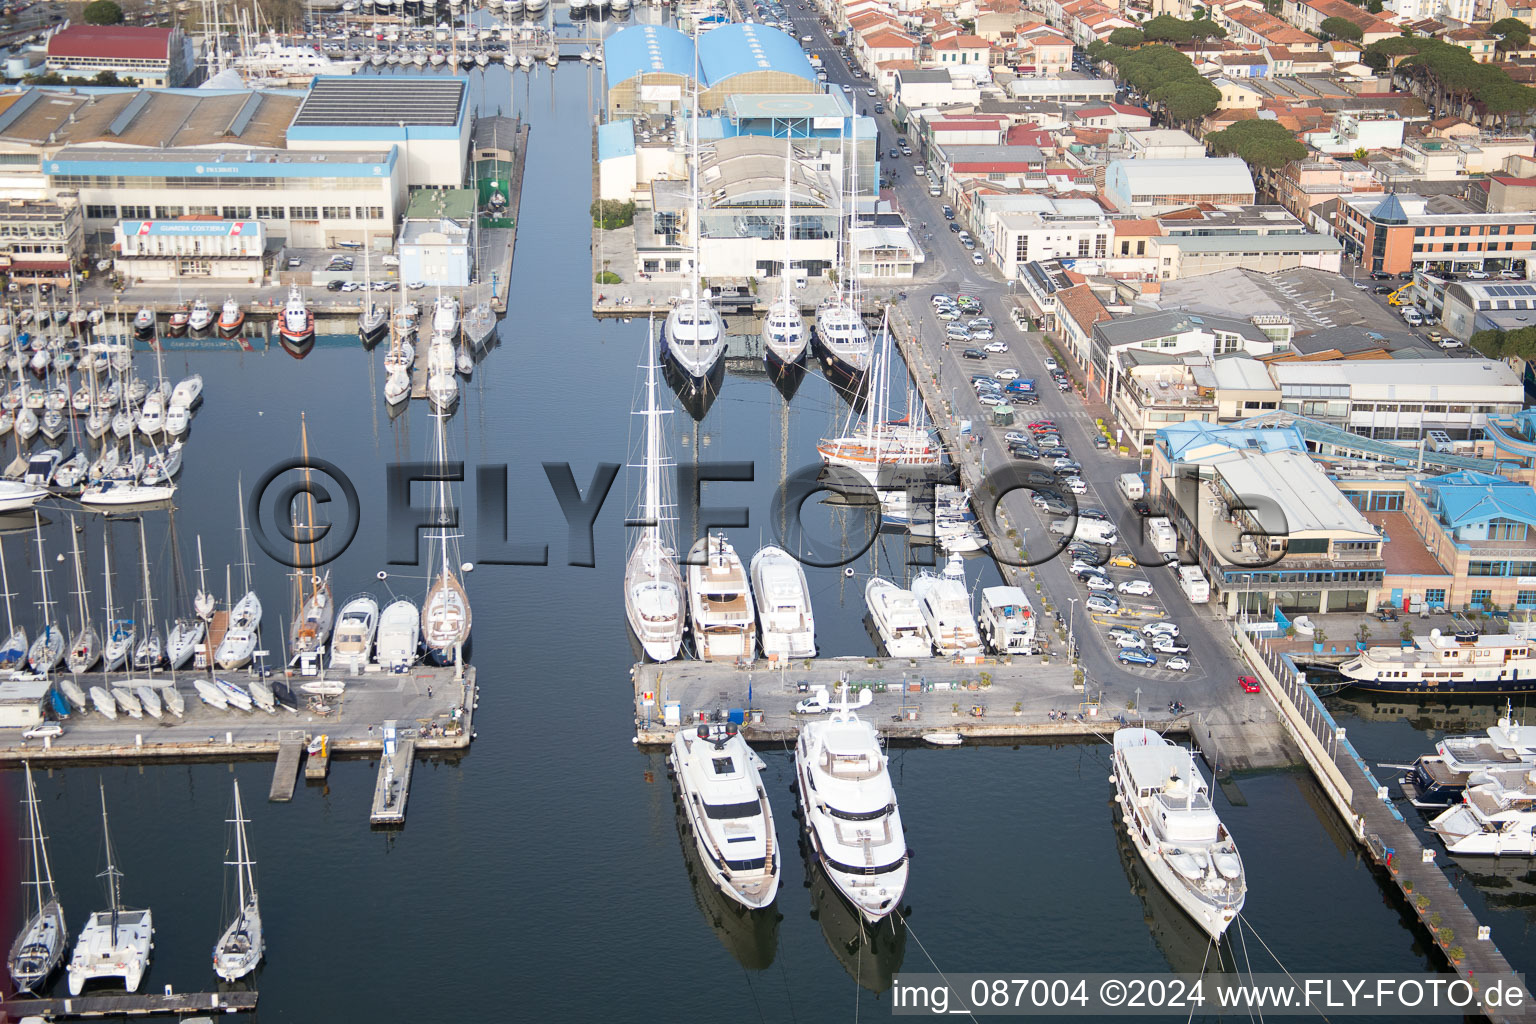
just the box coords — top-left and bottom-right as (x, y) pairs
(421, 410), (471, 664)
(671, 723), (780, 910)
(762, 138), (807, 369)
(1111, 728), (1246, 942)
(624, 318), (685, 662)
(212, 780), (264, 981)
(795, 686), (908, 923)
(9, 764), (67, 994)
(67, 784), (153, 995)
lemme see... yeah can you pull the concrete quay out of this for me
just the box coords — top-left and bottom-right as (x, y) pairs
(0, 666), (476, 764)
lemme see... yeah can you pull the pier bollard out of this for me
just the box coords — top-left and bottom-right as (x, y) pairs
(135, 734), (142, 748)
(226, 731), (232, 745)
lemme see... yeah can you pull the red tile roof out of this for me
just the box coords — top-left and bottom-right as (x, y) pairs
(1055, 284), (1111, 333)
(48, 25), (173, 61)
(1492, 175), (1536, 186)
(932, 34), (991, 48)
(1112, 218), (1163, 236)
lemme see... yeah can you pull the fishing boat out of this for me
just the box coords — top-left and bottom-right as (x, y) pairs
(330, 593), (379, 671)
(687, 533), (755, 663)
(421, 411), (471, 664)
(910, 555), (982, 658)
(795, 686), (908, 923)
(216, 300), (245, 338)
(187, 299), (214, 334)
(67, 785), (153, 995)
(462, 302), (496, 350)
(762, 139), (807, 369)
(212, 780), (264, 981)
(750, 546), (815, 659)
(375, 598), (420, 672)
(277, 286), (315, 346)
(8, 764), (67, 994)
(670, 722), (780, 909)
(1112, 728), (1245, 941)
(864, 578), (932, 658)
(1340, 629), (1536, 696)
(624, 319), (685, 662)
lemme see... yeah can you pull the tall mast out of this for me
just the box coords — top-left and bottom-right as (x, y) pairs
(643, 316), (661, 538)
(23, 763), (56, 912)
(137, 517), (155, 637)
(229, 780), (248, 910)
(689, 19), (703, 326)
(781, 136), (794, 307)
(0, 532), (15, 641)
(236, 477), (252, 596)
(70, 515), (89, 632)
(97, 781), (122, 941)
(32, 511), (52, 635)
(102, 531), (116, 636)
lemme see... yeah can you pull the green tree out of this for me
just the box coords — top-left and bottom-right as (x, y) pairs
(590, 199), (635, 230)
(82, 0), (123, 23)
(1153, 80), (1221, 122)
(1107, 27), (1144, 47)
(1142, 15), (1195, 42)
(1206, 119), (1307, 168)
(1366, 0), (1383, 12)
(1493, 17), (1531, 50)
(1320, 16), (1363, 40)
(1365, 35), (1422, 72)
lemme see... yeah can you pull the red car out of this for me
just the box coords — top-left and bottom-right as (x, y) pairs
(1028, 421), (1058, 433)
(1238, 675), (1261, 694)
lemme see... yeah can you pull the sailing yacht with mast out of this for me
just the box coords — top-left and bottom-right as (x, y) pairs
(67, 784), (153, 995)
(762, 138), (807, 369)
(813, 122), (872, 384)
(66, 517), (101, 674)
(624, 317), (685, 662)
(0, 532), (26, 672)
(795, 686), (908, 923)
(101, 532), (134, 673)
(358, 252), (388, 346)
(212, 780), (263, 982)
(27, 512), (64, 674)
(421, 411), (470, 664)
(817, 307), (941, 487)
(661, 26), (725, 385)
(215, 484), (262, 671)
(132, 519), (163, 670)
(9, 764), (66, 994)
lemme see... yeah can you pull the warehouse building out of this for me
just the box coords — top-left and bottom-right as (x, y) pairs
(287, 75), (471, 190)
(45, 26), (194, 88)
(604, 24), (819, 119)
(1103, 158), (1256, 214)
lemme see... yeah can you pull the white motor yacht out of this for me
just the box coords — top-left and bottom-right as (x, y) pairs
(813, 299), (872, 381)
(687, 534), (755, 663)
(795, 687), (908, 923)
(1111, 728), (1246, 942)
(864, 578), (932, 658)
(330, 593), (380, 671)
(671, 723), (780, 910)
(375, 598), (420, 671)
(750, 546), (815, 659)
(909, 557), (981, 658)
(1430, 768), (1536, 855)
(978, 586), (1036, 655)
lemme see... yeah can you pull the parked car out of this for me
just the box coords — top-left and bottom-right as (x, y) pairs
(983, 341), (1008, 353)
(1034, 495), (1072, 515)
(1043, 357), (1059, 371)
(942, 205), (955, 220)
(1239, 675), (1261, 693)
(1467, 268), (1490, 279)
(1118, 579), (1154, 596)
(1132, 499), (1151, 517)
(1065, 476), (1087, 494)
(1141, 621), (1179, 638)
(962, 348), (987, 360)
(1028, 420), (1058, 433)
(1167, 656), (1191, 672)
(949, 222), (962, 233)
(23, 723), (62, 740)
(1068, 544), (1104, 564)
(1108, 553), (1137, 568)
(1085, 575), (1116, 592)
(1118, 648), (1157, 666)
(1152, 636), (1190, 655)
(995, 368), (1019, 381)
(1086, 594), (1119, 614)
(1500, 269), (1524, 279)
(1111, 633), (1147, 650)
(936, 307), (961, 321)
(795, 694), (831, 713)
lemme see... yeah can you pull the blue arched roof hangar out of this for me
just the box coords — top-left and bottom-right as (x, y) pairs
(605, 23), (817, 90)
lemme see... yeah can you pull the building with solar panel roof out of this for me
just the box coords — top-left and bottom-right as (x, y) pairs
(289, 75), (473, 189)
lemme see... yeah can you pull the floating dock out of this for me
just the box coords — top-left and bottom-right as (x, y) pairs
(2, 666), (475, 763)
(632, 657), (1179, 747)
(6, 989), (257, 1018)
(369, 719), (415, 826)
(268, 729), (306, 802)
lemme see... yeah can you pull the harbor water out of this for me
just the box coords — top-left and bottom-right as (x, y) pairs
(1, 61), (1528, 1021)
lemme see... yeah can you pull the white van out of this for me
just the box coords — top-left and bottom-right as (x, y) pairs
(1049, 517), (1118, 545)
(1117, 473), (1144, 501)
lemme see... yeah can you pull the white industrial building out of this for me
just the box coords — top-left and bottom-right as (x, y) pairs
(1103, 158), (1256, 214)
(286, 76), (472, 190)
(0, 679), (49, 729)
(113, 219), (265, 281)
(1271, 359), (1525, 441)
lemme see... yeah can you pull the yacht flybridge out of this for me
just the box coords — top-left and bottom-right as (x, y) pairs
(910, 555), (982, 658)
(670, 723), (780, 910)
(687, 533), (755, 663)
(864, 578), (932, 658)
(750, 546), (815, 659)
(1111, 728), (1246, 942)
(623, 318), (685, 662)
(795, 686), (908, 924)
